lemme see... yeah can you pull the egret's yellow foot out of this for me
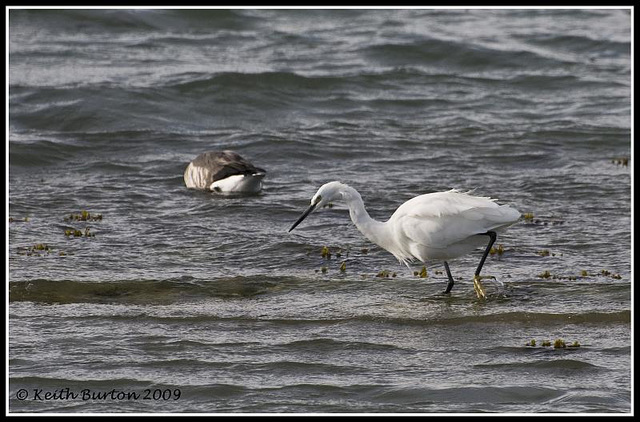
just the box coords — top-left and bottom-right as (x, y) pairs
(473, 275), (487, 299)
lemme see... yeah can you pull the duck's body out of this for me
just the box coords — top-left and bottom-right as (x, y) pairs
(289, 181), (520, 297)
(184, 150), (265, 193)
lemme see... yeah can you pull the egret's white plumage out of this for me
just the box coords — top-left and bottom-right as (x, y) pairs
(289, 181), (520, 297)
(184, 150), (266, 193)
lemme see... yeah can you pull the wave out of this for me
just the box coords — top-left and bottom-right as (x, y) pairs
(9, 138), (88, 167)
(8, 276), (300, 304)
(477, 359), (601, 371)
(9, 9), (255, 35)
(9, 278), (632, 329)
(10, 62), (626, 137)
(274, 338), (408, 354)
(515, 33), (630, 56)
(344, 310), (632, 326)
(363, 39), (572, 70)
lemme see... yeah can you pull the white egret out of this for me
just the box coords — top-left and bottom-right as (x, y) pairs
(289, 181), (520, 298)
(184, 150), (266, 193)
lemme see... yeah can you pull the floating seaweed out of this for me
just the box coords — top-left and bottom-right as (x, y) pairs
(600, 269), (622, 279)
(321, 246), (331, 259)
(9, 216), (30, 223)
(339, 261), (346, 272)
(553, 339), (566, 349)
(64, 227), (95, 238)
(579, 269), (622, 280)
(522, 213), (565, 226)
(611, 157), (629, 166)
(526, 338), (581, 349)
(62, 210), (102, 239)
(536, 271), (578, 281)
(535, 249), (562, 257)
(490, 244), (504, 255)
(376, 269), (397, 278)
(64, 210), (103, 222)
(17, 243), (52, 256)
(412, 266), (428, 278)
(377, 270), (390, 278)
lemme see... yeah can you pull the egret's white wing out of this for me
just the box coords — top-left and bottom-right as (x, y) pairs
(391, 190), (520, 249)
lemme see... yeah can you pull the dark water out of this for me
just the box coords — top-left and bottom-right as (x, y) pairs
(8, 8), (632, 414)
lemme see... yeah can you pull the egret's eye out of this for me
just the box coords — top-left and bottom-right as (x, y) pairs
(313, 195), (322, 205)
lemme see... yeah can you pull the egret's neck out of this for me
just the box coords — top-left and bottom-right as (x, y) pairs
(341, 186), (388, 248)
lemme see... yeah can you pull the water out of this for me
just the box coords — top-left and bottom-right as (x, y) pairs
(8, 8), (632, 414)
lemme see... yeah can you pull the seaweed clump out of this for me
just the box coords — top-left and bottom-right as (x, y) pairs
(376, 270), (397, 278)
(17, 243), (52, 256)
(63, 210), (102, 239)
(413, 266), (428, 278)
(64, 227), (95, 238)
(317, 245), (349, 274)
(536, 271), (578, 281)
(9, 216), (30, 223)
(490, 244), (504, 256)
(538, 270), (552, 279)
(611, 157), (629, 166)
(64, 210), (103, 222)
(525, 338), (581, 349)
(553, 339), (566, 349)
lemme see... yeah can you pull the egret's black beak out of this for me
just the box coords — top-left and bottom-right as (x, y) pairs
(289, 203), (317, 232)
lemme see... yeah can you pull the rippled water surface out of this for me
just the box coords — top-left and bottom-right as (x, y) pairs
(8, 8), (632, 414)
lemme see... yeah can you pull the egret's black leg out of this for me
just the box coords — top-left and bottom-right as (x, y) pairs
(475, 231), (497, 276)
(443, 261), (455, 293)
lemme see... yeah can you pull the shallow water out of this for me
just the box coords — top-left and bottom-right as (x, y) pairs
(8, 8), (632, 414)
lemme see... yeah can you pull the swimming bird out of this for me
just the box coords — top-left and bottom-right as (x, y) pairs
(184, 150), (266, 193)
(289, 181), (520, 298)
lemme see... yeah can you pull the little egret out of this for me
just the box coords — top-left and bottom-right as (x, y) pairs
(184, 150), (266, 193)
(288, 181), (520, 298)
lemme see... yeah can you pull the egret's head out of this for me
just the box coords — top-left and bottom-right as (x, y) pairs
(288, 181), (347, 232)
(312, 181), (346, 208)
